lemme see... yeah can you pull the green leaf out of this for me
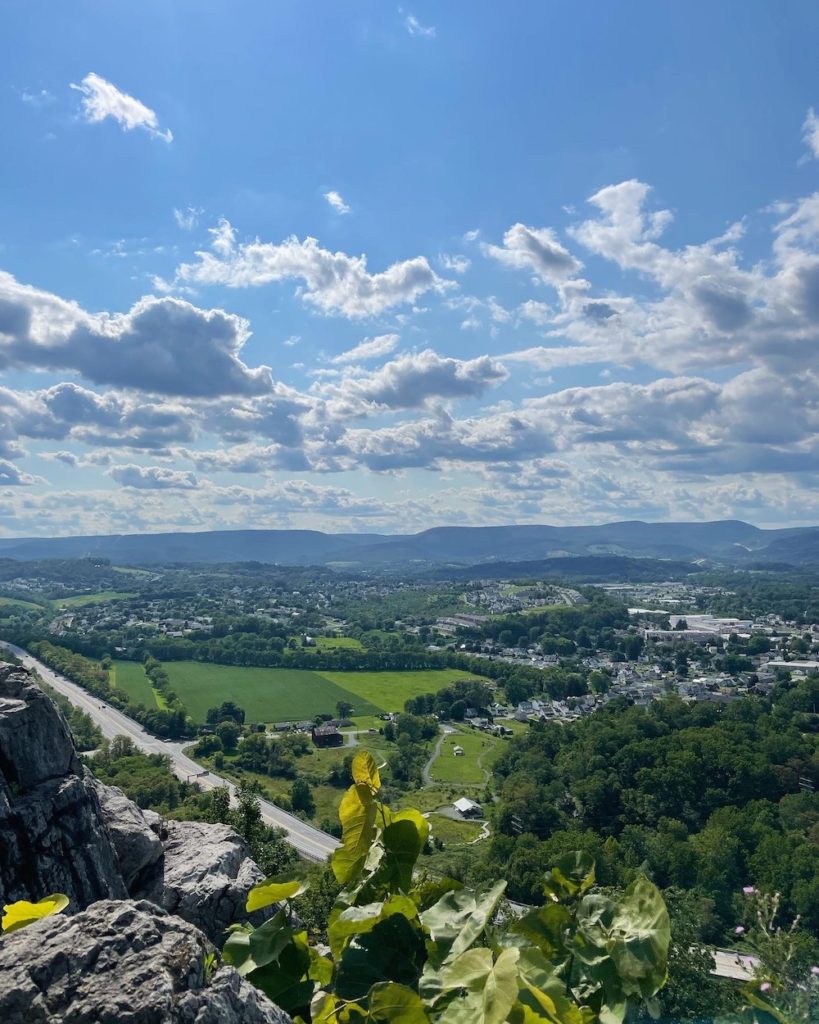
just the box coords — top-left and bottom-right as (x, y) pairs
(543, 852), (596, 902)
(515, 948), (584, 1024)
(328, 895), (418, 960)
(352, 751), (382, 792)
(575, 876), (670, 1002)
(333, 782), (379, 885)
(512, 903), (573, 959)
(435, 947), (521, 1024)
(420, 880), (506, 964)
(1, 893), (69, 933)
(368, 982), (430, 1024)
(382, 810), (429, 892)
(247, 876), (308, 913)
(336, 913), (427, 1002)
(410, 876), (464, 912)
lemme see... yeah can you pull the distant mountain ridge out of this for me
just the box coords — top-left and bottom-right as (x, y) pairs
(0, 519), (817, 567)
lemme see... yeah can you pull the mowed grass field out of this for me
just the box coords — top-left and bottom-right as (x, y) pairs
(58, 591), (137, 608)
(318, 669), (489, 715)
(109, 660), (490, 724)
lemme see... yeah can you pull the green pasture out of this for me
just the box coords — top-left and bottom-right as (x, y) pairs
(0, 596), (44, 612)
(58, 591), (136, 608)
(314, 636), (364, 651)
(319, 668), (489, 715)
(428, 728), (499, 785)
(110, 660), (155, 706)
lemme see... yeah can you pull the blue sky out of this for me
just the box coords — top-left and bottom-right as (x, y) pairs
(2, 1), (819, 536)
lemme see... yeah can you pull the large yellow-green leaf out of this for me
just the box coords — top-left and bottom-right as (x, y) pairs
(368, 982), (430, 1024)
(420, 879), (506, 963)
(543, 852), (595, 902)
(1, 894), (69, 934)
(332, 782), (379, 884)
(328, 895), (417, 960)
(436, 947), (521, 1024)
(247, 876), (308, 913)
(352, 751), (382, 792)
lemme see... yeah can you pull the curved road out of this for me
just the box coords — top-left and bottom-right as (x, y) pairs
(2, 642), (340, 863)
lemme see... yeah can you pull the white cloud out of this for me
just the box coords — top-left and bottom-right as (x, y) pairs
(482, 223), (583, 285)
(174, 219), (453, 318)
(108, 464), (199, 489)
(323, 190), (351, 215)
(439, 253), (471, 274)
(330, 334), (399, 364)
(0, 270), (272, 396)
(802, 107), (819, 161)
(70, 72), (173, 142)
(174, 206), (203, 230)
(21, 88), (55, 107)
(404, 12), (436, 38)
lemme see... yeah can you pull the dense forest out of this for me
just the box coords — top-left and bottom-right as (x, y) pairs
(466, 682), (819, 939)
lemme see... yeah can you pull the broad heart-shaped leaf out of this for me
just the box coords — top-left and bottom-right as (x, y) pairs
(246, 876), (308, 913)
(411, 876), (464, 912)
(543, 852), (595, 903)
(333, 782), (379, 884)
(435, 947), (521, 1024)
(368, 982), (430, 1024)
(328, 895), (418, 960)
(575, 876), (670, 1003)
(335, 912), (427, 1002)
(378, 811), (430, 892)
(1, 893), (69, 933)
(515, 948), (585, 1024)
(511, 902), (573, 959)
(420, 879), (506, 965)
(352, 751), (382, 792)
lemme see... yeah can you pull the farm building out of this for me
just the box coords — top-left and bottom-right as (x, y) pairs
(453, 745), (465, 757)
(453, 796), (482, 818)
(312, 724), (343, 748)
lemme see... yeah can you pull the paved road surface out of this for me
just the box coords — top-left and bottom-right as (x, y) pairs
(3, 643), (340, 863)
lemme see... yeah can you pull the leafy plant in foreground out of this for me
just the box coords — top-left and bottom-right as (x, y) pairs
(1, 894), (68, 934)
(225, 751), (671, 1024)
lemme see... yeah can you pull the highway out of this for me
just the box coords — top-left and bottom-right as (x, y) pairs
(2, 642), (340, 862)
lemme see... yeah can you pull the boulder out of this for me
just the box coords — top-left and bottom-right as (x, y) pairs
(0, 667), (126, 908)
(146, 819), (267, 943)
(0, 899), (292, 1024)
(91, 779), (165, 891)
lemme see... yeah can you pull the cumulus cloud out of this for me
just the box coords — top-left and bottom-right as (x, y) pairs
(108, 464), (199, 489)
(319, 349), (507, 412)
(173, 219), (453, 317)
(482, 223), (583, 285)
(0, 271), (272, 396)
(329, 334), (399, 364)
(323, 190), (351, 214)
(70, 72), (172, 142)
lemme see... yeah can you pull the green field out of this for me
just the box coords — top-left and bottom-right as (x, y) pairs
(0, 596), (44, 611)
(110, 661), (156, 707)
(58, 591), (136, 607)
(106, 661), (490, 724)
(319, 669), (489, 715)
(314, 636), (364, 651)
(429, 728), (499, 785)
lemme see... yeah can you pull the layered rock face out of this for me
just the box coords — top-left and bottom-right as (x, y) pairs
(0, 663), (287, 1022)
(0, 666), (126, 908)
(0, 899), (291, 1024)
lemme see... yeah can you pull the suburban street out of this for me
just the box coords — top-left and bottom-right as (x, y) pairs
(2, 642), (340, 862)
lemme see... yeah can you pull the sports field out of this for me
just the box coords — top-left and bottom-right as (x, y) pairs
(58, 591), (137, 607)
(109, 660), (488, 724)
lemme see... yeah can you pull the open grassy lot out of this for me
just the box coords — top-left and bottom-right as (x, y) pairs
(153, 662), (382, 724)
(0, 595), (45, 612)
(110, 660), (156, 707)
(58, 591), (136, 607)
(314, 636), (364, 651)
(319, 668), (489, 715)
(429, 728), (500, 785)
(427, 814), (484, 846)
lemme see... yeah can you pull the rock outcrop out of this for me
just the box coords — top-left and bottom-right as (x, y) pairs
(145, 820), (267, 943)
(0, 666), (126, 908)
(0, 664), (271, 942)
(0, 899), (291, 1024)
